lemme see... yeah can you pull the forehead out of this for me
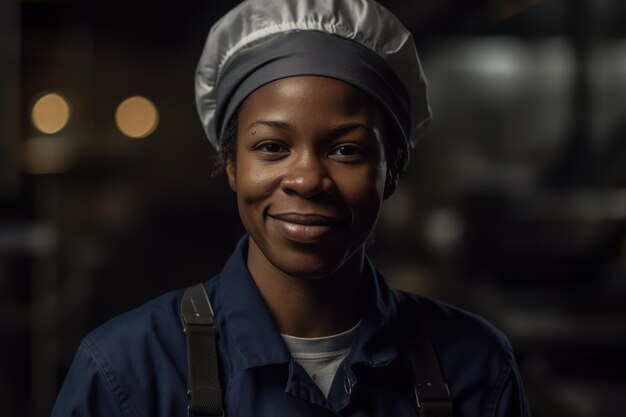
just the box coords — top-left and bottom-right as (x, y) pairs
(238, 76), (382, 126)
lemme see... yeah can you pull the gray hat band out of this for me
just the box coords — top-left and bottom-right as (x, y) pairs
(215, 31), (411, 154)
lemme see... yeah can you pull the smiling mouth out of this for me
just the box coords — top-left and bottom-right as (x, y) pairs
(269, 213), (344, 226)
(268, 213), (346, 242)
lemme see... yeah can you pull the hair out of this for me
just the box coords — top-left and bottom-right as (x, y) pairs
(211, 112), (239, 177)
(211, 109), (406, 185)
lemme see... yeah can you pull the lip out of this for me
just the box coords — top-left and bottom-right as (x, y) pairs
(268, 213), (345, 242)
(269, 213), (344, 225)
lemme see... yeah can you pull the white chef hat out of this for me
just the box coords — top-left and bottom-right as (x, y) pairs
(195, 0), (431, 170)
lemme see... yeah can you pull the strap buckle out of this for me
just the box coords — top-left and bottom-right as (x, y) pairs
(181, 287), (216, 329)
(414, 382), (452, 416)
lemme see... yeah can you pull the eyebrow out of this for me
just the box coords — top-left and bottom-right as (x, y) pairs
(326, 123), (374, 137)
(246, 120), (291, 131)
(246, 120), (373, 136)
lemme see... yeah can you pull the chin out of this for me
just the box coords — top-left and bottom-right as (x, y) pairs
(275, 262), (339, 281)
(266, 243), (361, 281)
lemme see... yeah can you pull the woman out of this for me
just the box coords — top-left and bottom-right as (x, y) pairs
(52, 0), (531, 416)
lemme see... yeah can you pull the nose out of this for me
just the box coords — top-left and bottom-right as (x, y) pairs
(281, 152), (335, 198)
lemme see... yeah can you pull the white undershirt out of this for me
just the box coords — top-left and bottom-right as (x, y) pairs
(281, 321), (360, 397)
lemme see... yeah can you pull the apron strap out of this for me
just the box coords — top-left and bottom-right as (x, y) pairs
(396, 290), (454, 417)
(181, 283), (224, 416)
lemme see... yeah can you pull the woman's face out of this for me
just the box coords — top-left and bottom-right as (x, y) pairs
(227, 75), (388, 279)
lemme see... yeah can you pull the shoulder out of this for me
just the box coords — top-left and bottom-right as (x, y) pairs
(84, 288), (185, 360)
(56, 277), (225, 417)
(85, 278), (221, 355)
(85, 289), (188, 394)
(398, 291), (512, 359)
(66, 280), (220, 417)
(81, 276), (224, 375)
(397, 291), (526, 416)
(52, 287), (191, 417)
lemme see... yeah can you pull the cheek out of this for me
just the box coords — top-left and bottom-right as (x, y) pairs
(234, 161), (280, 208)
(336, 163), (386, 216)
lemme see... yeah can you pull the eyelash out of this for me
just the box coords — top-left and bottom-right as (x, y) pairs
(255, 142), (288, 154)
(329, 144), (364, 158)
(251, 141), (289, 161)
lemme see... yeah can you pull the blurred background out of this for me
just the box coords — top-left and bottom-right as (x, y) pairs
(1, 0), (625, 416)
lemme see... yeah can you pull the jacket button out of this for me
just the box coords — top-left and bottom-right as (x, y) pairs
(344, 377), (355, 395)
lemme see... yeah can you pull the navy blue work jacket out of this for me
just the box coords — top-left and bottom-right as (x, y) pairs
(52, 236), (531, 417)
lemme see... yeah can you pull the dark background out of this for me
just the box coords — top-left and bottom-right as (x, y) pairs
(1, 0), (625, 416)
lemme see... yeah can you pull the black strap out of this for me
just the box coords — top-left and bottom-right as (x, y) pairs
(396, 290), (454, 417)
(181, 283), (224, 416)
(180, 284), (450, 417)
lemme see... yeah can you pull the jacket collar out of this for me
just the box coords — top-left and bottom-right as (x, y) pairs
(215, 235), (400, 371)
(347, 256), (400, 368)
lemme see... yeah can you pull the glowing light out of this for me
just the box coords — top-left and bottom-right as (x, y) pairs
(31, 93), (71, 134)
(115, 96), (159, 138)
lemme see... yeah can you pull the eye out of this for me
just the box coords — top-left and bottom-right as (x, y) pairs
(258, 142), (287, 153)
(252, 141), (289, 159)
(329, 144), (365, 160)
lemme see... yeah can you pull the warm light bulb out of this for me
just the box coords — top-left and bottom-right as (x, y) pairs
(31, 93), (71, 134)
(115, 96), (159, 138)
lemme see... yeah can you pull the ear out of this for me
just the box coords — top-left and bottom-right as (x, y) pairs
(226, 159), (237, 192)
(383, 167), (397, 200)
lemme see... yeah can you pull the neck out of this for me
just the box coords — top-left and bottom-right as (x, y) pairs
(247, 240), (364, 338)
